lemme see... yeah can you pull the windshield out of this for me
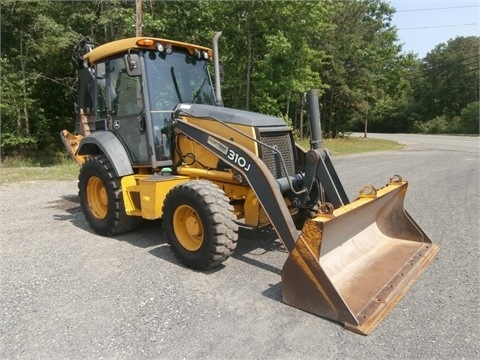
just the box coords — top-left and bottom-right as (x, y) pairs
(144, 49), (215, 111)
(144, 49), (215, 163)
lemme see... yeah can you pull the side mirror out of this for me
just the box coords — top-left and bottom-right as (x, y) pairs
(125, 53), (142, 76)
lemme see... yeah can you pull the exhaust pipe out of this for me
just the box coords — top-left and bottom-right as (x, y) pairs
(212, 31), (223, 107)
(306, 89), (322, 150)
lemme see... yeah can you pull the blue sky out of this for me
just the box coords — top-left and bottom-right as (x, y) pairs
(389, 0), (479, 58)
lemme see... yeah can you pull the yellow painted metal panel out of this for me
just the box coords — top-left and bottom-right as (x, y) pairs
(122, 174), (190, 220)
(84, 37), (212, 65)
(137, 175), (190, 220)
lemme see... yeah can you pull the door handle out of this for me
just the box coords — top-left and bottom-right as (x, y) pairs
(137, 116), (145, 132)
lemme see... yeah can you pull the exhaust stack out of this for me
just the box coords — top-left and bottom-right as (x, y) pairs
(212, 32), (223, 107)
(306, 89), (322, 150)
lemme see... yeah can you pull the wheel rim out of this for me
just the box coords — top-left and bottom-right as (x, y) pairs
(86, 176), (108, 220)
(173, 205), (204, 251)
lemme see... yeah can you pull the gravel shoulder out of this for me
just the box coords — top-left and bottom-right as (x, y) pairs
(1, 142), (479, 359)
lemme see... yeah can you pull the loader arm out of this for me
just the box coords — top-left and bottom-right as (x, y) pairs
(173, 118), (299, 252)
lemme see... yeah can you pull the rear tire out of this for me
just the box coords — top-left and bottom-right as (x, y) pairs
(163, 180), (238, 270)
(78, 155), (141, 236)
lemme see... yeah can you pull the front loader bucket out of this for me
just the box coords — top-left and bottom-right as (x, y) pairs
(282, 177), (439, 335)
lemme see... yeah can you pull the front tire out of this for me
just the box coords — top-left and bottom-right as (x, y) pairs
(78, 155), (140, 236)
(163, 180), (238, 270)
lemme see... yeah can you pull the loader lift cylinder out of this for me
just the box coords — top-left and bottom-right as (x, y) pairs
(300, 89), (350, 208)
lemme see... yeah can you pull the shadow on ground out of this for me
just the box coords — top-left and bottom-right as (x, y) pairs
(48, 192), (287, 303)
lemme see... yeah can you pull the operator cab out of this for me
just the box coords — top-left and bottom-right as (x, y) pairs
(77, 37), (216, 169)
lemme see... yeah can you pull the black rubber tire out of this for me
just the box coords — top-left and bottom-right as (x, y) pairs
(78, 155), (141, 236)
(162, 180), (238, 270)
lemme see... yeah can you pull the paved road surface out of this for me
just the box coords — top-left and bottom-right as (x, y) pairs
(1, 134), (479, 359)
(353, 132), (479, 153)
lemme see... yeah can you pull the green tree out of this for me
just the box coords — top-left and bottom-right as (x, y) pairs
(366, 53), (424, 133)
(4, 0), (440, 158)
(1, 0), (49, 154)
(1, 0), (137, 156)
(411, 36), (479, 133)
(197, 0), (330, 138)
(319, 0), (400, 137)
(459, 101), (480, 134)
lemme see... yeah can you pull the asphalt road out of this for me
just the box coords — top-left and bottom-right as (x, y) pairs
(353, 132), (479, 153)
(1, 134), (479, 359)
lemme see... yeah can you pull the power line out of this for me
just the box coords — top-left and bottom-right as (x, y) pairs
(396, 5), (479, 12)
(398, 23), (478, 30)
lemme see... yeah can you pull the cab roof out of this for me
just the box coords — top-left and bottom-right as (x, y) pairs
(83, 37), (212, 65)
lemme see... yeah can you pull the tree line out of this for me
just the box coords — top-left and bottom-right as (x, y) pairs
(1, 0), (478, 158)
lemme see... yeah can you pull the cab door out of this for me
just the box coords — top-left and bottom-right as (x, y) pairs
(95, 56), (150, 165)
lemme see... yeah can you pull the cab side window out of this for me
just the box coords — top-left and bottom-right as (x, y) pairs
(110, 57), (144, 117)
(95, 62), (107, 119)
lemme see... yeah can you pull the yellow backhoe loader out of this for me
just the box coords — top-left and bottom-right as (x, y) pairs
(61, 33), (438, 334)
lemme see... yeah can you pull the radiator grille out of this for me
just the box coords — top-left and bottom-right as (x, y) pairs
(258, 131), (296, 179)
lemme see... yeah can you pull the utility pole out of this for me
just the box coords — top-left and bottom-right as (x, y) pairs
(363, 103), (368, 138)
(136, 0), (143, 37)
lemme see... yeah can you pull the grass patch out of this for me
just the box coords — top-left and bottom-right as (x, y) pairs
(0, 152), (79, 185)
(298, 137), (403, 155)
(1, 137), (402, 184)
(0, 162), (79, 185)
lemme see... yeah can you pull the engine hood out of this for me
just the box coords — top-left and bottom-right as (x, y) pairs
(174, 104), (287, 127)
